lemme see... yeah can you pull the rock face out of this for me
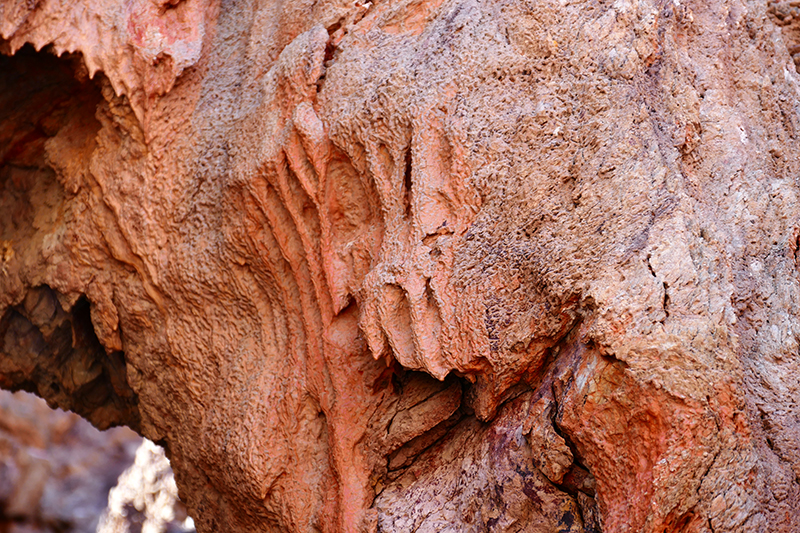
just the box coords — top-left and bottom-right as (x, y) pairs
(2, 0), (800, 531)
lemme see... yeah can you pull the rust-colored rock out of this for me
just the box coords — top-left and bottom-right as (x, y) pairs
(3, 0), (800, 531)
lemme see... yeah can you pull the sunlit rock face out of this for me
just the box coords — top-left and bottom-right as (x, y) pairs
(3, 0), (800, 531)
(0, 389), (192, 533)
(99, 439), (196, 533)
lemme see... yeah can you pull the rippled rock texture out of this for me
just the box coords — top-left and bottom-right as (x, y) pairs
(3, 0), (800, 531)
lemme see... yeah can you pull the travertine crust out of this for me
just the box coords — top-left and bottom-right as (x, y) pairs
(3, 0), (800, 531)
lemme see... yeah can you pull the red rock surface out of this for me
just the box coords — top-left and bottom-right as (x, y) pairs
(3, 0), (800, 531)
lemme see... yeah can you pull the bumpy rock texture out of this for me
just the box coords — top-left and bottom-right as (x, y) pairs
(3, 0), (800, 531)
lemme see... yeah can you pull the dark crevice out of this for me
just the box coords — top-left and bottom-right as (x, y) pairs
(403, 149), (413, 220)
(384, 374), (463, 445)
(0, 44), (99, 169)
(0, 286), (140, 431)
(324, 23), (341, 65)
(794, 232), (800, 268)
(316, 19), (345, 94)
(594, 345), (630, 370)
(549, 396), (596, 499)
(646, 253), (657, 277)
(386, 405), (466, 474)
(645, 253), (670, 320)
(549, 422), (601, 532)
(372, 370), (473, 487)
(372, 331), (608, 530)
(156, 0), (182, 14)
(758, 407), (780, 455)
(154, 437), (172, 458)
(543, 330), (602, 532)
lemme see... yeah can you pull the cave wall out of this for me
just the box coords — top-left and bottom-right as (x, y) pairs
(3, 0), (800, 531)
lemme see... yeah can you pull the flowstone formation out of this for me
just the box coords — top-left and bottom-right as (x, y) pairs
(3, 0), (800, 531)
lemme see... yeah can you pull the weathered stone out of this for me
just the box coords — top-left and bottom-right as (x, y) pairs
(524, 395), (573, 485)
(2, 0), (800, 531)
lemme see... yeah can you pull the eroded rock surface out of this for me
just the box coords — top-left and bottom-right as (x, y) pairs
(0, 389), (137, 533)
(3, 0), (800, 531)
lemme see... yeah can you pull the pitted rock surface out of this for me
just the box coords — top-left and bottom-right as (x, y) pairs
(3, 0), (800, 531)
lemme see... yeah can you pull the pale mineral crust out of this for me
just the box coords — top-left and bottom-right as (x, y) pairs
(98, 438), (196, 533)
(2, 0), (800, 531)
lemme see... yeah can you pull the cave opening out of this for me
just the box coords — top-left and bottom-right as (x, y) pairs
(0, 388), (195, 533)
(0, 44), (196, 533)
(0, 44), (141, 429)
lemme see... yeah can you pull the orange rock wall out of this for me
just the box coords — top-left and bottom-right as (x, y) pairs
(3, 0), (800, 531)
